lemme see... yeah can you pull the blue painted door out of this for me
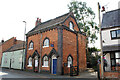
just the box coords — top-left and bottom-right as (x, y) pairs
(53, 59), (57, 74)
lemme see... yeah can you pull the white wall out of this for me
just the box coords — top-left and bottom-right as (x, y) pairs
(1, 49), (25, 69)
(102, 27), (120, 46)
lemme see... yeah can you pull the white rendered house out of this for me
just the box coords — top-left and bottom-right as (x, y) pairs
(101, 9), (120, 71)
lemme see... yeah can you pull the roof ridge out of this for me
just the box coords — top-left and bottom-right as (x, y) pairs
(105, 8), (120, 14)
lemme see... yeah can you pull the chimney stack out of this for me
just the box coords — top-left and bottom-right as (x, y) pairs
(1, 39), (4, 43)
(14, 37), (17, 44)
(35, 18), (41, 26)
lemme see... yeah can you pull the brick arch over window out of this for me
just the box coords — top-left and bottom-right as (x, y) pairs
(48, 48), (59, 58)
(29, 40), (34, 49)
(31, 50), (40, 58)
(43, 37), (50, 47)
(67, 54), (73, 67)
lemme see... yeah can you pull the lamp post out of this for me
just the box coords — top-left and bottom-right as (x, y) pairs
(22, 21), (26, 70)
(98, 2), (104, 79)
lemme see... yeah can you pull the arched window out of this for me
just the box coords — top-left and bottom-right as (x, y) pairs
(28, 57), (32, 67)
(43, 38), (49, 48)
(42, 56), (48, 67)
(69, 22), (74, 31)
(29, 41), (33, 50)
(67, 55), (73, 67)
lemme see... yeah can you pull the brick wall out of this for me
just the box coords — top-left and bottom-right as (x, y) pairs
(78, 34), (87, 71)
(63, 29), (77, 74)
(26, 29), (58, 71)
(0, 37), (16, 65)
(99, 64), (120, 78)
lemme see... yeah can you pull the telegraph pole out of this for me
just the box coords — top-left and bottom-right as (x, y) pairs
(98, 2), (104, 79)
(22, 21), (26, 70)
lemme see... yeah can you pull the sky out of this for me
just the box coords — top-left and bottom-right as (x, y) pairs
(0, 0), (120, 49)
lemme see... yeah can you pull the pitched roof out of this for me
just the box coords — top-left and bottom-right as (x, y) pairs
(27, 12), (72, 35)
(5, 41), (25, 52)
(101, 9), (120, 29)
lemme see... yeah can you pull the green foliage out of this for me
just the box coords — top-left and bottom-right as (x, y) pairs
(87, 47), (100, 70)
(68, 1), (99, 43)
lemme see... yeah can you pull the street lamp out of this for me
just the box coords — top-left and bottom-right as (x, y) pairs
(22, 21), (26, 70)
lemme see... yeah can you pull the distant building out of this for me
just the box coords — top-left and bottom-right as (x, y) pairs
(101, 9), (120, 78)
(0, 37), (23, 65)
(25, 12), (87, 75)
(1, 41), (25, 69)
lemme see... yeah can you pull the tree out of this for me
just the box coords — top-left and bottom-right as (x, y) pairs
(68, 1), (99, 43)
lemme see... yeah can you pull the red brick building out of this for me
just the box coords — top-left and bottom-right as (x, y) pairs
(25, 12), (87, 75)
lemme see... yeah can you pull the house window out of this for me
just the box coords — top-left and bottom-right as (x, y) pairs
(111, 52), (120, 66)
(43, 38), (49, 48)
(69, 22), (74, 31)
(115, 52), (120, 65)
(29, 41), (33, 50)
(67, 56), (73, 67)
(28, 57), (32, 67)
(117, 30), (120, 37)
(111, 29), (120, 39)
(42, 56), (48, 67)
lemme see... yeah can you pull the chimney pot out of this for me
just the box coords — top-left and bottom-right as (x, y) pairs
(35, 18), (41, 26)
(1, 40), (4, 43)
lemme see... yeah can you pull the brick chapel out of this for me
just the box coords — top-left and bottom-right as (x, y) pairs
(25, 12), (87, 75)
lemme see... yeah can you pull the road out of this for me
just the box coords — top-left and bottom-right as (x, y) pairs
(0, 68), (97, 80)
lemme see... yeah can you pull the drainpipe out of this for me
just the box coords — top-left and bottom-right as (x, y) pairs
(39, 33), (42, 72)
(76, 33), (79, 75)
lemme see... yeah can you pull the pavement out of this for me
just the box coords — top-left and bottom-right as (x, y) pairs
(0, 68), (98, 80)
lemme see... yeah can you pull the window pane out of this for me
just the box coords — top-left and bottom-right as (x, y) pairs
(28, 57), (32, 67)
(111, 31), (116, 38)
(45, 61), (48, 66)
(111, 53), (115, 58)
(111, 59), (115, 66)
(116, 59), (120, 65)
(69, 22), (74, 30)
(117, 30), (120, 37)
(44, 39), (49, 46)
(29, 42), (33, 49)
(43, 56), (48, 66)
(68, 56), (72, 67)
(115, 52), (120, 58)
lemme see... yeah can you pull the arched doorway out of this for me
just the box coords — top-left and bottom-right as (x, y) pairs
(51, 54), (57, 74)
(32, 50), (40, 72)
(33, 55), (39, 72)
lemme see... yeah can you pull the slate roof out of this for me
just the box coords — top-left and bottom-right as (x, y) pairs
(103, 44), (120, 52)
(27, 12), (72, 35)
(101, 9), (120, 29)
(5, 41), (25, 52)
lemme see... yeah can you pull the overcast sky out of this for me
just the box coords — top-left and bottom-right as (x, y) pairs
(0, 0), (120, 48)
